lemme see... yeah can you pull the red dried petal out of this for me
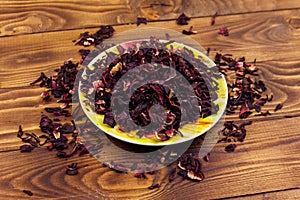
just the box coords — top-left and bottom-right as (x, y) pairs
(239, 104), (252, 118)
(274, 103), (283, 112)
(219, 27), (229, 36)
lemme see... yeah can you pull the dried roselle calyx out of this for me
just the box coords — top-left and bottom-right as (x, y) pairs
(219, 27), (229, 36)
(137, 17), (148, 26)
(74, 26), (115, 46)
(211, 12), (218, 25)
(155, 129), (169, 141)
(66, 163), (78, 175)
(20, 144), (34, 152)
(176, 13), (191, 25)
(177, 154), (204, 181)
(182, 26), (197, 35)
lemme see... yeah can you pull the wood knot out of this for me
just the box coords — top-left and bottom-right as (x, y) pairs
(288, 17), (300, 29)
(131, 0), (176, 20)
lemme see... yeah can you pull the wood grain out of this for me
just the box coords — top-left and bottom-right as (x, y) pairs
(0, 116), (299, 199)
(1, 9), (300, 88)
(233, 189), (300, 199)
(0, 0), (299, 36)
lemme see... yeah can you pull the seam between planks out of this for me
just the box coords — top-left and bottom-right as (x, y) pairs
(0, 7), (300, 39)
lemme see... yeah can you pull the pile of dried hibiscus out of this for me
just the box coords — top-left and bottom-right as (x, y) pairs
(81, 38), (221, 141)
(17, 14), (283, 196)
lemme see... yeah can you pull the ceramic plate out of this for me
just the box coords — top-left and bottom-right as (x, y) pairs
(78, 39), (228, 146)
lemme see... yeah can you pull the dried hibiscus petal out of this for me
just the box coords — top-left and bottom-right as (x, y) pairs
(219, 27), (229, 36)
(40, 91), (50, 100)
(30, 72), (48, 85)
(238, 132), (246, 142)
(274, 103), (283, 112)
(137, 17), (148, 26)
(239, 104), (252, 118)
(79, 49), (91, 61)
(20, 144), (33, 152)
(74, 26), (114, 46)
(176, 13), (190, 25)
(203, 153), (210, 162)
(103, 112), (116, 127)
(211, 12), (217, 25)
(45, 107), (70, 117)
(225, 144), (237, 152)
(57, 151), (69, 158)
(134, 169), (147, 179)
(177, 154), (204, 181)
(182, 26), (197, 35)
(17, 125), (23, 138)
(23, 190), (33, 196)
(66, 163), (78, 175)
(187, 170), (204, 181)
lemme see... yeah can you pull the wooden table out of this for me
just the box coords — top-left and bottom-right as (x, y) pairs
(0, 0), (300, 199)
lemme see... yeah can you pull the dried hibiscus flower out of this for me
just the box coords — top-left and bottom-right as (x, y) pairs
(23, 190), (33, 196)
(274, 103), (283, 112)
(137, 17), (148, 26)
(219, 27), (229, 36)
(177, 154), (204, 181)
(176, 13), (191, 25)
(225, 144), (237, 152)
(20, 144), (34, 152)
(182, 26), (197, 35)
(66, 162), (79, 175)
(211, 12), (218, 25)
(73, 26), (115, 46)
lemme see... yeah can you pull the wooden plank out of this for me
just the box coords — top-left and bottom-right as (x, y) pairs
(232, 189), (300, 199)
(0, 9), (300, 88)
(0, 0), (299, 36)
(0, 116), (299, 199)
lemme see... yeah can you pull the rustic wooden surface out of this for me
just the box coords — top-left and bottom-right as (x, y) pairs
(0, 0), (300, 199)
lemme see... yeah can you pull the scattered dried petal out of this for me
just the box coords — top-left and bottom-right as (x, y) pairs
(23, 190), (33, 196)
(137, 17), (148, 26)
(66, 163), (78, 175)
(187, 170), (204, 181)
(225, 144), (237, 152)
(274, 103), (283, 112)
(176, 13), (190, 25)
(134, 169), (147, 179)
(74, 26), (114, 46)
(40, 91), (50, 100)
(206, 48), (211, 56)
(219, 27), (229, 36)
(20, 144), (33, 152)
(203, 153), (210, 162)
(182, 26), (197, 35)
(17, 125), (23, 138)
(211, 12), (217, 25)
(239, 104), (252, 119)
